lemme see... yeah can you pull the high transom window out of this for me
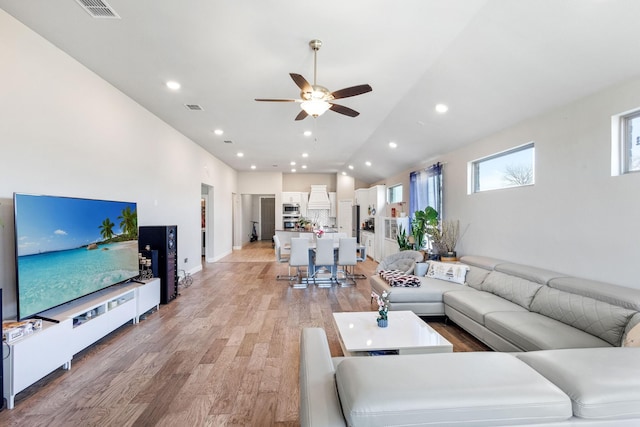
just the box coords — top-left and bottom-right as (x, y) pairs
(470, 142), (535, 193)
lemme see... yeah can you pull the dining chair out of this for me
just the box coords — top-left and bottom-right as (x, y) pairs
(274, 235), (295, 281)
(289, 237), (310, 289)
(311, 237), (336, 288)
(337, 237), (357, 286)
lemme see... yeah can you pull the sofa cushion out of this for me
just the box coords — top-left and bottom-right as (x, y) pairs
(549, 276), (640, 312)
(425, 261), (469, 284)
(335, 352), (572, 427)
(517, 347), (640, 419)
(444, 290), (526, 325)
(494, 262), (565, 285)
(459, 255), (504, 270)
(530, 286), (636, 346)
(485, 311), (611, 351)
(465, 265), (491, 290)
(481, 271), (543, 309)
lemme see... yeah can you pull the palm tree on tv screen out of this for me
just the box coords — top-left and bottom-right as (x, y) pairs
(118, 206), (138, 239)
(99, 218), (115, 241)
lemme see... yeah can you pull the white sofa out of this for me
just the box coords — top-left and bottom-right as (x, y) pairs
(300, 327), (640, 427)
(370, 255), (640, 352)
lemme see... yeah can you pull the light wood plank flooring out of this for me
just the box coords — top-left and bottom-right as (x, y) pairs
(1, 240), (488, 426)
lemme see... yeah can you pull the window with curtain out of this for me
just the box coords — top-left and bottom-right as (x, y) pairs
(409, 163), (443, 221)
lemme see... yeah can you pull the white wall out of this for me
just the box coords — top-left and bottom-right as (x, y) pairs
(0, 11), (237, 319)
(440, 77), (640, 288)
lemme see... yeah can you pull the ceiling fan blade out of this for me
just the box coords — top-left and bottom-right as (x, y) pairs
(331, 84), (372, 100)
(254, 98), (297, 102)
(330, 103), (360, 117)
(290, 73), (313, 93)
(294, 110), (309, 121)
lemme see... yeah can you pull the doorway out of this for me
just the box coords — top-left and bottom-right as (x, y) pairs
(201, 184), (213, 262)
(260, 197), (275, 240)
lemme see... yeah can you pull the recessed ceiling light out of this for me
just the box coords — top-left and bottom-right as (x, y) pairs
(166, 81), (181, 90)
(341, 171), (347, 176)
(214, 129), (224, 135)
(389, 142), (397, 148)
(290, 161), (296, 166)
(304, 130), (312, 137)
(301, 165), (307, 169)
(291, 168), (297, 173)
(302, 153), (309, 158)
(365, 161), (372, 167)
(250, 165), (256, 169)
(237, 152), (244, 157)
(435, 103), (448, 113)
(348, 165), (354, 170)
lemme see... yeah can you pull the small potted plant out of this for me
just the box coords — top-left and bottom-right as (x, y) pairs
(372, 291), (390, 327)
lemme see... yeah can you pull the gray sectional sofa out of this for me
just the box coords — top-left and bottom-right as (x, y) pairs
(370, 255), (640, 351)
(300, 327), (640, 426)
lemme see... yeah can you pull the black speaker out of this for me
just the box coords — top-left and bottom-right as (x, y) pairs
(139, 226), (178, 304)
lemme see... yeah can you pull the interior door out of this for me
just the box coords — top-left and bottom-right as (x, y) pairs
(260, 197), (276, 241)
(338, 199), (353, 236)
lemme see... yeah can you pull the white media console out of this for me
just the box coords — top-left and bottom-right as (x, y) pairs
(2, 278), (160, 409)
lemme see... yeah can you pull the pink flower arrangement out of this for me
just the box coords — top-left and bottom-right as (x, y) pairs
(371, 291), (390, 320)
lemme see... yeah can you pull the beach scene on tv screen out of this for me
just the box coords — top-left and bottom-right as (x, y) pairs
(15, 194), (140, 318)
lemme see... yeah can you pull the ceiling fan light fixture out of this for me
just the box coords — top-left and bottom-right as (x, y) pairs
(301, 100), (330, 117)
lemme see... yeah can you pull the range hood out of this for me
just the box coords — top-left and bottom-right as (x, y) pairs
(307, 185), (331, 210)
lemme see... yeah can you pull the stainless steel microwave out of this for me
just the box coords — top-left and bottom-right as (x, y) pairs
(283, 203), (300, 215)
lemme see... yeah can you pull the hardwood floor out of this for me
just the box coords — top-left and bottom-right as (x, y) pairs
(1, 241), (488, 426)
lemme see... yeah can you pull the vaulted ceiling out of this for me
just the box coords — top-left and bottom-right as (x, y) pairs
(2, 0), (640, 183)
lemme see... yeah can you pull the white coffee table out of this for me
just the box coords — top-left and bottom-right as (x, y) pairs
(333, 310), (453, 356)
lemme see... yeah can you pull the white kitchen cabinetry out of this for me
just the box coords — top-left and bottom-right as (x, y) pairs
(370, 184), (386, 217)
(299, 192), (309, 216)
(355, 188), (369, 212)
(329, 192), (337, 217)
(282, 192), (302, 204)
(361, 231), (375, 260)
(2, 278), (160, 409)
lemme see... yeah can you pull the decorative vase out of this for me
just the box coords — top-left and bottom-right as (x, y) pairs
(377, 318), (388, 328)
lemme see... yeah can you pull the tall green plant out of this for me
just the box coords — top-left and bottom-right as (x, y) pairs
(396, 224), (412, 250)
(411, 206), (439, 250)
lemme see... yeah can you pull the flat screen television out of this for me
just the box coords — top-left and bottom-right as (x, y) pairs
(13, 193), (139, 320)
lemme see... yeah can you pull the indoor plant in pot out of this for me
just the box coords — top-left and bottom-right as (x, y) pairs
(439, 219), (460, 260)
(413, 206), (440, 258)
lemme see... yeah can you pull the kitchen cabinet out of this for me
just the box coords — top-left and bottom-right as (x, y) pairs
(355, 188), (369, 213)
(361, 231), (375, 260)
(282, 192), (302, 204)
(328, 192), (337, 217)
(300, 192), (309, 216)
(370, 184), (386, 217)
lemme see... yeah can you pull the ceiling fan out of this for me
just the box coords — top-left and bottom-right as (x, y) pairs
(255, 39), (372, 120)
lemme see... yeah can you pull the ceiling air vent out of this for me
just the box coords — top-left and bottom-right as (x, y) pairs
(75, 0), (121, 19)
(184, 104), (204, 111)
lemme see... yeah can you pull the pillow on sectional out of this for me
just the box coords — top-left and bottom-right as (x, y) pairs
(624, 313), (640, 347)
(426, 261), (469, 285)
(530, 286), (636, 346)
(379, 270), (421, 287)
(482, 271), (542, 309)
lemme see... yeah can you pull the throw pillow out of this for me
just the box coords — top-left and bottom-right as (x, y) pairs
(379, 270), (421, 287)
(426, 261), (469, 285)
(624, 324), (640, 347)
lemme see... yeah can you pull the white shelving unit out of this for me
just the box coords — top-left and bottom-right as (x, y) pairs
(2, 278), (160, 409)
